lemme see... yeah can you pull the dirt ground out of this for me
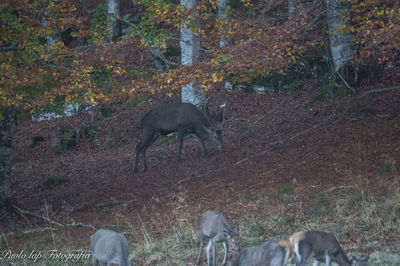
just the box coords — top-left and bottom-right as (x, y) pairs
(3, 68), (400, 257)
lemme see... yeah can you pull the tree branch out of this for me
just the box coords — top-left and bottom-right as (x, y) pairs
(255, 100), (285, 124)
(362, 85), (400, 97)
(10, 204), (97, 230)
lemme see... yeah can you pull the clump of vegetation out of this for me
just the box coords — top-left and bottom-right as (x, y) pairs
(29, 135), (45, 148)
(379, 163), (392, 176)
(130, 202), (198, 265)
(335, 179), (400, 242)
(239, 122), (254, 134)
(311, 195), (332, 217)
(309, 74), (349, 105)
(97, 105), (113, 119)
(358, 107), (376, 120)
(279, 184), (294, 198)
(126, 68), (158, 80)
(88, 3), (109, 44)
(90, 64), (113, 87)
(390, 106), (400, 120)
(43, 176), (70, 188)
(125, 95), (150, 108)
(57, 125), (95, 152)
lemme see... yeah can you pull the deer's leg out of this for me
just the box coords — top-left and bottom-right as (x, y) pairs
(200, 138), (208, 156)
(221, 241), (228, 266)
(297, 240), (312, 266)
(196, 235), (203, 265)
(325, 253), (331, 266)
(206, 239), (212, 266)
(133, 141), (143, 173)
(136, 131), (158, 172)
(177, 128), (185, 161)
(91, 256), (98, 266)
(212, 240), (217, 266)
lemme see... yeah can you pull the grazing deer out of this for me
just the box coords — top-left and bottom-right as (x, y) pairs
(234, 240), (292, 266)
(133, 99), (224, 173)
(90, 229), (132, 266)
(290, 231), (370, 266)
(196, 210), (240, 266)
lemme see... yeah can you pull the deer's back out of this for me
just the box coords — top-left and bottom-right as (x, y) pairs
(200, 210), (230, 238)
(91, 229), (129, 265)
(140, 103), (208, 133)
(236, 241), (286, 266)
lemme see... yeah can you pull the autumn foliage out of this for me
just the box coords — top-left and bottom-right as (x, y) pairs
(0, 0), (399, 114)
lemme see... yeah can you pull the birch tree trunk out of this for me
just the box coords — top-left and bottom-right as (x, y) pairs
(218, 0), (230, 48)
(180, 0), (204, 108)
(326, 0), (354, 80)
(107, 0), (121, 41)
(288, 0), (298, 16)
(0, 106), (17, 212)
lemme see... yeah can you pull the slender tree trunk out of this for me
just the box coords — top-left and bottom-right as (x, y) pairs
(180, 0), (204, 108)
(288, 0), (298, 16)
(0, 106), (17, 213)
(151, 45), (168, 71)
(218, 0), (234, 91)
(326, 0), (354, 79)
(218, 0), (230, 48)
(107, 0), (121, 41)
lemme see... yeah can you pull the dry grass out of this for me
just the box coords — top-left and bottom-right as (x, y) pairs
(2, 164), (400, 265)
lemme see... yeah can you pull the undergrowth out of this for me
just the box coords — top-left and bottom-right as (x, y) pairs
(2, 166), (399, 265)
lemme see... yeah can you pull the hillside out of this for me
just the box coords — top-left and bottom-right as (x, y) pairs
(2, 67), (400, 265)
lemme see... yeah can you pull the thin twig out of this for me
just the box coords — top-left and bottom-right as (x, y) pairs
(292, 9), (327, 35)
(335, 68), (355, 94)
(2, 227), (56, 237)
(362, 85), (400, 97)
(10, 204), (97, 230)
(255, 100), (285, 124)
(318, 185), (353, 195)
(148, 45), (178, 67)
(12, 204), (63, 226)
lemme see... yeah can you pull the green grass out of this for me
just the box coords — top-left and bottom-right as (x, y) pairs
(125, 95), (150, 108)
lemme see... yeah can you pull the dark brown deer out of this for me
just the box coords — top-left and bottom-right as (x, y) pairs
(133, 99), (224, 173)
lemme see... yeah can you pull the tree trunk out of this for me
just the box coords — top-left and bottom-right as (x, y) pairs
(151, 45), (168, 71)
(288, 0), (298, 16)
(180, 0), (204, 108)
(326, 0), (354, 79)
(0, 106), (17, 213)
(107, 0), (121, 41)
(218, 0), (230, 48)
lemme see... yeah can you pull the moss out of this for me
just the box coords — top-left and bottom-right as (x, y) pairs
(43, 176), (70, 188)
(125, 95), (150, 108)
(358, 108), (376, 120)
(29, 135), (45, 148)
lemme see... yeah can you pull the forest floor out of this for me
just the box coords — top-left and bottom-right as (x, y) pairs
(1, 67), (400, 265)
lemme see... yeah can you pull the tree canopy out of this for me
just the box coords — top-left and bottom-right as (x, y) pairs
(0, 0), (399, 118)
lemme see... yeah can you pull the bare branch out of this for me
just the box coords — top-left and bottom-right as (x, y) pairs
(362, 85), (400, 97)
(255, 100), (285, 124)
